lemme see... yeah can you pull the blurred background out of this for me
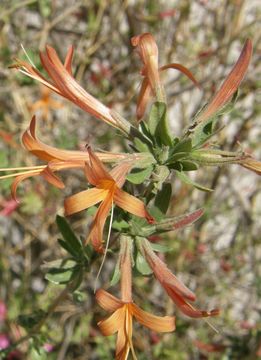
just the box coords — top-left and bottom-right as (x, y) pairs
(0, 0), (260, 359)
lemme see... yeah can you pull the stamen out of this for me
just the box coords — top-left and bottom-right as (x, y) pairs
(0, 169), (41, 180)
(20, 44), (36, 68)
(203, 317), (219, 333)
(0, 165), (45, 172)
(94, 202), (114, 292)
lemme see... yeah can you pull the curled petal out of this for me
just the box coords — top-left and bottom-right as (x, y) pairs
(114, 188), (154, 223)
(89, 194), (113, 252)
(130, 303), (175, 332)
(159, 63), (200, 88)
(41, 166), (65, 188)
(64, 188), (107, 216)
(98, 307), (125, 336)
(95, 289), (123, 312)
(11, 171), (40, 202)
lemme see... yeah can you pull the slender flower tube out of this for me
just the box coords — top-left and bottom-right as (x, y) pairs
(131, 33), (199, 120)
(11, 46), (131, 134)
(64, 148), (154, 252)
(0, 116), (145, 201)
(137, 237), (219, 318)
(96, 236), (175, 360)
(194, 39), (252, 125)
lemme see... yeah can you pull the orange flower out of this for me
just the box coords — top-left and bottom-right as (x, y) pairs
(11, 46), (131, 134)
(29, 86), (63, 120)
(96, 236), (175, 359)
(138, 237), (219, 318)
(0, 117), (141, 201)
(64, 148), (154, 252)
(194, 39), (252, 125)
(131, 33), (199, 120)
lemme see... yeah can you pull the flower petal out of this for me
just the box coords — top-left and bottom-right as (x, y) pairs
(144, 247), (196, 301)
(130, 303), (175, 332)
(11, 172), (40, 202)
(88, 147), (113, 181)
(114, 188), (154, 223)
(98, 307), (125, 336)
(89, 194), (113, 252)
(110, 161), (133, 188)
(95, 289), (123, 312)
(63, 45), (74, 76)
(64, 188), (107, 216)
(41, 166), (65, 189)
(116, 325), (130, 360)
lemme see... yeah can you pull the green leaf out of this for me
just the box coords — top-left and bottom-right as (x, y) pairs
(148, 102), (162, 135)
(110, 262), (121, 286)
(154, 183), (172, 214)
(130, 217), (148, 236)
(56, 215), (83, 258)
(166, 152), (188, 164)
(190, 91), (238, 148)
(169, 161), (198, 171)
(171, 138), (192, 154)
(112, 219), (129, 231)
(154, 102), (172, 146)
(45, 267), (76, 285)
(150, 243), (170, 253)
(133, 137), (151, 152)
(179, 160), (198, 171)
(126, 166), (153, 184)
(175, 171), (213, 192)
(43, 258), (78, 285)
(136, 252), (153, 275)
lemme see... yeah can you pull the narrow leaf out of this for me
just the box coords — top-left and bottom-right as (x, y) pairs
(127, 165), (153, 184)
(176, 171), (213, 192)
(56, 215), (83, 257)
(136, 252), (153, 275)
(154, 183), (172, 214)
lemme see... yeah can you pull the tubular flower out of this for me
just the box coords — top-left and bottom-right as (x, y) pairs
(138, 238), (219, 318)
(64, 148), (154, 252)
(11, 46), (131, 134)
(131, 33), (199, 120)
(0, 116), (142, 201)
(96, 236), (175, 360)
(194, 39), (252, 125)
